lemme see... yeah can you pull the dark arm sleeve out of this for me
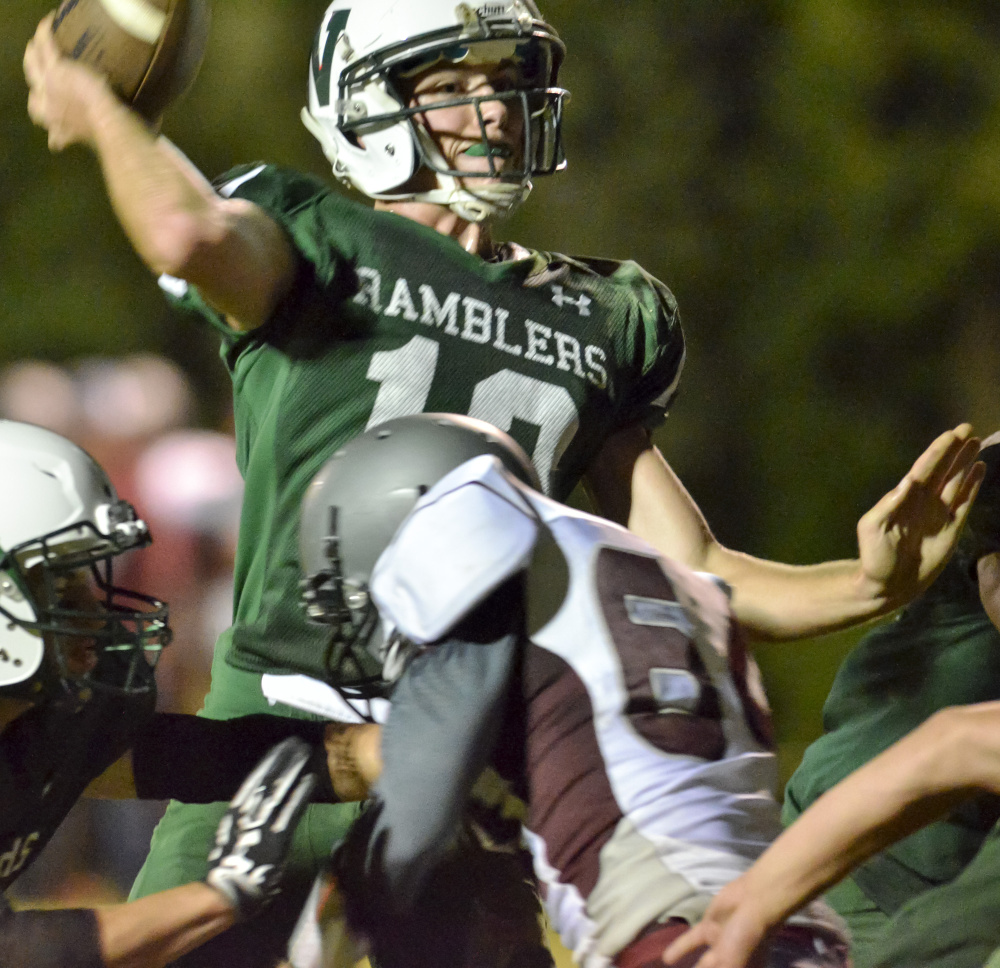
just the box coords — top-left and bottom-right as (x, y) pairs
(340, 578), (524, 925)
(0, 899), (103, 968)
(131, 714), (337, 804)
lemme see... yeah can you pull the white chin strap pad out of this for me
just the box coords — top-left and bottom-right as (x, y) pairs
(413, 176), (532, 222)
(412, 128), (531, 221)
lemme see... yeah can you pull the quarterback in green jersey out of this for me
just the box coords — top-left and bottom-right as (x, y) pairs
(24, 0), (983, 964)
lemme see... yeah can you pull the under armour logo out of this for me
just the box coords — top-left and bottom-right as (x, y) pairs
(551, 285), (591, 316)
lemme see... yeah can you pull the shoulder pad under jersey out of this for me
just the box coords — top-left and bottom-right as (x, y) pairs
(370, 456), (540, 644)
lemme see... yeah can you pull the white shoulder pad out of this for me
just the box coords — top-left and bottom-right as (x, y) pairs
(261, 673), (390, 724)
(371, 456), (539, 644)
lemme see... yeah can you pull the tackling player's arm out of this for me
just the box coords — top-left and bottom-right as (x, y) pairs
(85, 714), (358, 802)
(2, 739), (314, 968)
(0, 874), (233, 968)
(23, 13), (293, 332)
(662, 700), (1000, 968)
(96, 884), (236, 968)
(584, 422), (984, 641)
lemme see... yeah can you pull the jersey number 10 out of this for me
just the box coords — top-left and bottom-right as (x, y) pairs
(366, 335), (579, 494)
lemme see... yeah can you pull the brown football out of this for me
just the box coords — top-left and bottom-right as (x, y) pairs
(52, 0), (210, 120)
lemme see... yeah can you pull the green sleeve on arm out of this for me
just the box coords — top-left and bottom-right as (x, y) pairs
(612, 261), (686, 431)
(157, 162), (354, 354)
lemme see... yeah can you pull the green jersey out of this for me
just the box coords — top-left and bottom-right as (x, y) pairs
(163, 163), (684, 687)
(783, 554), (1000, 927)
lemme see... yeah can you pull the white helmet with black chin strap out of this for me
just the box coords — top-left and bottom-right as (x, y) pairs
(302, 0), (568, 222)
(0, 421), (170, 704)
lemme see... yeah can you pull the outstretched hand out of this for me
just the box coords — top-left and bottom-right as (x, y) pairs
(856, 423), (984, 611)
(662, 879), (772, 968)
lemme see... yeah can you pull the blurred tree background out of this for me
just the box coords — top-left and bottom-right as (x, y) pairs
(4, 0), (1000, 777)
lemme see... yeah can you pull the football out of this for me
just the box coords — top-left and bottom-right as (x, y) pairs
(52, 0), (210, 121)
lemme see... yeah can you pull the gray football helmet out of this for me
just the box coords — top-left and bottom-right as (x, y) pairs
(299, 413), (538, 696)
(0, 420), (170, 703)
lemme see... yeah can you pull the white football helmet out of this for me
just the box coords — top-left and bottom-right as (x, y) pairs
(302, 0), (568, 222)
(0, 420), (170, 703)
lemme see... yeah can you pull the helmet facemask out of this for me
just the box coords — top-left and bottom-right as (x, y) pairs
(303, 0), (568, 222)
(300, 505), (390, 706)
(0, 508), (171, 704)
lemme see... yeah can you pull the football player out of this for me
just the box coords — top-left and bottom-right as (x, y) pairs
(285, 413), (849, 968)
(662, 705), (1000, 968)
(22, 1), (982, 965)
(664, 433), (1000, 968)
(0, 418), (361, 968)
(0, 418), (317, 967)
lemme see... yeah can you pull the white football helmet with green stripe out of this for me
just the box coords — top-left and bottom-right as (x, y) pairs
(302, 0), (568, 222)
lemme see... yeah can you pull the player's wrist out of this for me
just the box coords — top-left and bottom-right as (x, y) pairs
(731, 859), (810, 930)
(848, 558), (895, 616)
(203, 869), (254, 921)
(192, 879), (242, 920)
(86, 81), (156, 152)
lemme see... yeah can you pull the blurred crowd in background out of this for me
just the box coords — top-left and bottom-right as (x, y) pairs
(1, 353), (242, 907)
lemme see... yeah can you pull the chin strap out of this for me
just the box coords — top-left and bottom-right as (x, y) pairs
(408, 176), (531, 223)
(406, 128), (532, 222)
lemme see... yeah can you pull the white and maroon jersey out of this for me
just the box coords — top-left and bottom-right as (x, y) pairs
(371, 456), (843, 967)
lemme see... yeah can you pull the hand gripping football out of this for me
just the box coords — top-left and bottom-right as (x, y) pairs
(51, 0), (210, 120)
